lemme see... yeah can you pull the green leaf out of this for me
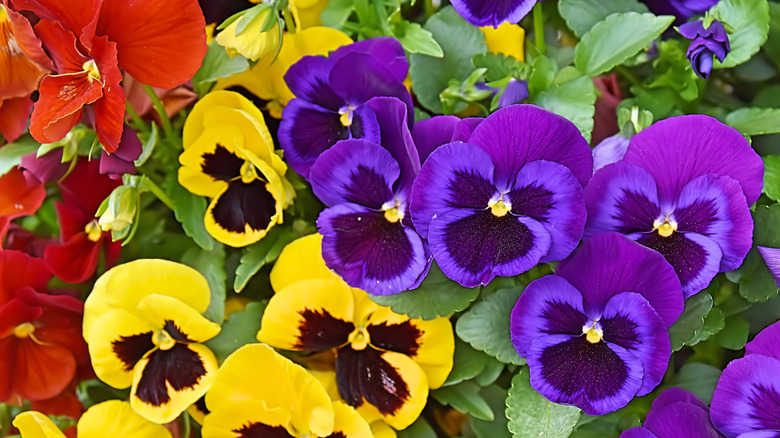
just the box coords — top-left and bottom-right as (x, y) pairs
(0, 135), (38, 176)
(472, 53), (521, 82)
(506, 370), (581, 438)
(444, 338), (493, 386)
(321, 0), (354, 29)
(668, 292), (714, 351)
(711, 0), (770, 69)
(725, 107), (780, 136)
(716, 314), (750, 350)
(468, 385), (510, 438)
(368, 262), (480, 320)
(456, 286), (526, 366)
(763, 155), (780, 202)
(192, 42), (250, 96)
(731, 204), (780, 302)
(668, 362), (722, 404)
(182, 244), (226, 323)
(558, 0), (649, 37)
(527, 55), (558, 95)
(532, 69), (596, 142)
(766, 3), (780, 69)
(432, 381), (494, 421)
(134, 123), (157, 167)
(574, 12), (674, 76)
(392, 20), (443, 57)
(233, 227), (297, 292)
(163, 173), (216, 251)
(409, 6), (487, 113)
(397, 417), (436, 438)
(204, 301), (266, 363)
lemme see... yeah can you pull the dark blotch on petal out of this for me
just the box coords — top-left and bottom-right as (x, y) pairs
(232, 422), (294, 438)
(541, 301), (587, 336)
(508, 183), (555, 221)
(211, 180), (277, 233)
(164, 320), (193, 343)
(112, 332), (154, 372)
(674, 198), (718, 235)
(614, 190), (658, 234)
(638, 232), (708, 288)
(193, 395), (210, 416)
(368, 321), (422, 357)
(345, 165), (395, 210)
(295, 309), (354, 351)
(135, 344), (207, 406)
(601, 314), (640, 351)
(539, 337), (628, 399)
(448, 170), (495, 208)
(336, 346), (410, 415)
(201, 144), (243, 182)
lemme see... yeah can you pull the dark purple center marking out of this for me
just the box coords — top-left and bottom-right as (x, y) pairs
(508, 184), (555, 221)
(233, 423), (294, 438)
(135, 343), (207, 406)
(294, 308), (354, 351)
(638, 232), (707, 288)
(367, 321), (422, 357)
(211, 179), (277, 233)
(112, 332), (154, 372)
(344, 165), (394, 209)
(163, 320), (193, 343)
(601, 314), (640, 351)
(201, 144), (243, 182)
(447, 170), (495, 208)
(336, 345), (411, 415)
(674, 198), (719, 235)
(614, 190), (658, 234)
(539, 337), (628, 400)
(541, 301), (587, 336)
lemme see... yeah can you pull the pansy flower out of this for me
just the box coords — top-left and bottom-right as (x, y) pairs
(215, 26), (353, 118)
(279, 36), (414, 178)
(510, 232), (683, 415)
(410, 104), (592, 287)
(0, 251), (87, 404)
(179, 90), (293, 247)
(258, 234), (454, 430)
(621, 388), (724, 438)
(310, 96), (428, 295)
(0, 167), (45, 246)
(679, 19), (730, 79)
(202, 343), (372, 438)
(12, 0), (206, 151)
(82, 259), (221, 423)
(710, 320), (780, 437)
(450, 0), (538, 27)
(43, 159), (121, 284)
(584, 115), (763, 297)
(13, 400), (172, 438)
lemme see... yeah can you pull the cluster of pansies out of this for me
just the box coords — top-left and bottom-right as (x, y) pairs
(3, 0), (780, 437)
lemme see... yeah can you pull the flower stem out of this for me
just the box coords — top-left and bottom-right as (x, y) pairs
(141, 176), (175, 210)
(142, 84), (176, 143)
(533, 2), (545, 55)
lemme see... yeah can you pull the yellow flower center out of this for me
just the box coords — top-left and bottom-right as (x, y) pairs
(152, 330), (176, 351)
(13, 322), (35, 338)
(338, 106), (354, 127)
(488, 195), (511, 217)
(0, 4), (9, 22)
(582, 321), (603, 344)
(348, 326), (370, 350)
(82, 59), (101, 82)
(653, 216), (677, 238)
(240, 160), (258, 184)
(84, 219), (102, 242)
(384, 207), (402, 223)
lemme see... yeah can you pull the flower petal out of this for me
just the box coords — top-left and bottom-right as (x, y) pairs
(43, 232), (102, 284)
(202, 399), (296, 437)
(278, 99), (348, 177)
(0, 167), (45, 219)
(87, 308), (154, 389)
(1, 336), (76, 401)
(12, 0), (100, 39)
(450, 0), (536, 27)
(364, 96), (420, 193)
(12, 411), (67, 438)
(758, 247), (780, 290)
(411, 115), (460, 164)
(136, 294), (221, 343)
(0, 96), (34, 143)
(269, 234), (342, 291)
(0, 250), (50, 304)
(329, 37), (409, 83)
(89, 35), (124, 153)
(204, 178), (280, 247)
(77, 400), (172, 438)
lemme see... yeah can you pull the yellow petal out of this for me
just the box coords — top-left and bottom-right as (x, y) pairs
(130, 343), (218, 424)
(290, 0), (329, 29)
(480, 22), (525, 61)
(332, 402), (373, 438)
(87, 309), (155, 389)
(370, 420), (398, 438)
(201, 106), (277, 166)
(77, 400), (172, 438)
(201, 400), (294, 438)
(12, 411), (67, 438)
(178, 124), (246, 198)
(136, 294), (221, 343)
(258, 279), (355, 351)
(187, 397), (209, 426)
(205, 343), (334, 437)
(215, 8), (280, 61)
(84, 259), (211, 341)
(270, 234), (343, 291)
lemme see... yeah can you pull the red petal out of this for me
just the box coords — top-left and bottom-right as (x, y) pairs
(54, 200), (89, 240)
(0, 296), (42, 337)
(95, 0), (207, 89)
(89, 35), (123, 152)
(0, 9), (48, 99)
(0, 167), (45, 218)
(12, 337), (76, 400)
(43, 233), (101, 284)
(0, 95), (33, 142)
(12, 0), (100, 42)
(58, 158), (121, 213)
(32, 20), (88, 73)
(0, 250), (50, 304)
(0, 336), (15, 400)
(30, 390), (83, 419)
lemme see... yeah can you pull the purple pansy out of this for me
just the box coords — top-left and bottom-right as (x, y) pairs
(585, 115), (763, 297)
(511, 233), (683, 416)
(450, 0), (538, 27)
(679, 20), (730, 79)
(592, 134), (630, 172)
(621, 388), (724, 438)
(410, 105), (592, 287)
(309, 97), (429, 295)
(711, 320), (780, 437)
(279, 37), (414, 178)
(640, 0), (719, 23)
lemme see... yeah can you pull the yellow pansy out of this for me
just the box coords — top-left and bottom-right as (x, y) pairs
(13, 400), (171, 438)
(83, 259), (221, 424)
(481, 22), (525, 61)
(215, 26), (352, 118)
(179, 90), (294, 247)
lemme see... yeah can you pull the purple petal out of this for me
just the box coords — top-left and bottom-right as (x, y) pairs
(412, 115), (460, 164)
(497, 79), (529, 108)
(329, 37), (409, 83)
(711, 354), (780, 437)
(317, 203), (429, 295)
(675, 174), (753, 272)
(643, 402), (723, 438)
(450, 0), (537, 27)
(309, 139), (398, 208)
(451, 117), (484, 142)
(364, 96), (420, 194)
(621, 428), (658, 438)
(650, 388), (709, 412)
(410, 142), (497, 239)
(100, 124), (142, 178)
(745, 320), (780, 360)
(284, 55), (344, 111)
(510, 275), (588, 357)
(527, 333), (644, 416)
(757, 247), (780, 289)
(622, 115), (764, 205)
(19, 149), (69, 185)
(507, 160), (586, 263)
(638, 231), (722, 298)
(584, 162), (661, 239)
(467, 105), (593, 189)
(429, 208), (551, 287)
(592, 134), (630, 172)
(556, 232), (683, 327)
(600, 292), (670, 396)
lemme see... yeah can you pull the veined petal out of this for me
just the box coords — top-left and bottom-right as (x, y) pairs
(758, 247), (780, 290)
(87, 308), (155, 389)
(329, 37), (409, 83)
(84, 259), (211, 341)
(258, 278), (355, 351)
(411, 115), (460, 164)
(12, 411), (67, 438)
(131, 343), (218, 424)
(77, 400), (172, 438)
(284, 54), (344, 111)
(89, 35), (124, 153)
(12, 0), (99, 40)
(746, 320), (780, 360)
(136, 294), (221, 343)
(43, 232), (102, 284)
(270, 234), (342, 291)
(205, 344), (335, 437)
(336, 347), (428, 430)
(179, 126), (246, 198)
(278, 99), (346, 177)
(30, 71), (102, 143)
(364, 96), (420, 192)
(0, 250), (50, 304)
(0, 6), (48, 100)
(0, 167), (45, 219)
(429, 208), (551, 287)
(2, 336), (76, 401)
(450, 0), (536, 27)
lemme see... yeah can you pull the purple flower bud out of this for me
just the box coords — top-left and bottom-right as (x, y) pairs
(679, 20), (730, 79)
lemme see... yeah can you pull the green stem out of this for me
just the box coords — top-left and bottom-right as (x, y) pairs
(142, 84), (176, 143)
(533, 3), (545, 55)
(142, 176), (175, 210)
(282, 7), (296, 33)
(124, 101), (149, 136)
(372, 0), (391, 35)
